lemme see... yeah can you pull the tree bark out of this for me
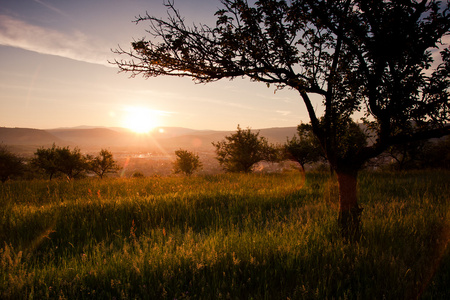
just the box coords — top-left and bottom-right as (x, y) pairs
(336, 170), (363, 241)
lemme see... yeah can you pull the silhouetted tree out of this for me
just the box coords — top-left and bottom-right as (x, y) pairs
(213, 125), (276, 173)
(385, 136), (450, 170)
(173, 149), (202, 176)
(386, 140), (429, 170)
(88, 149), (121, 179)
(113, 0), (450, 239)
(0, 145), (24, 182)
(32, 144), (60, 180)
(284, 123), (323, 172)
(32, 144), (88, 180)
(53, 146), (87, 180)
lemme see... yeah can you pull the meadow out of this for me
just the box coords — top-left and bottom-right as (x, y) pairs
(0, 171), (449, 299)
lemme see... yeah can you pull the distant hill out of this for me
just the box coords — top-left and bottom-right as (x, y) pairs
(257, 127), (298, 143)
(0, 127), (61, 146)
(1, 126), (298, 153)
(157, 127), (298, 151)
(46, 127), (220, 149)
(47, 128), (132, 147)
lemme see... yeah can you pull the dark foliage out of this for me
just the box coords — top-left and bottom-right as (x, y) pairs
(173, 149), (203, 176)
(213, 125), (277, 173)
(284, 123), (323, 172)
(32, 144), (88, 180)
(0, 145), (24, 182)
(88, 149), (121, 179)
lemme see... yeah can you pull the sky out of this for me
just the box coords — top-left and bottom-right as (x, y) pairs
(0, 0), (312, 132)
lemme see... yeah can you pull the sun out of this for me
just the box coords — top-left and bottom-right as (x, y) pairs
(122, 106), (160, 134)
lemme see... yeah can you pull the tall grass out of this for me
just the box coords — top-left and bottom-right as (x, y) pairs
(1, 171), (448, 299)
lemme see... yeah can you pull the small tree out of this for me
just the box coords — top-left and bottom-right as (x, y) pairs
(131, 171), (145, 178)
(54, 146), (87, 180)
(88, 149), (121, 179)
(284, 123), (323, 172)
(173, 149), (202, 176)
(0, 145), (24, 182)
(32, 144), (60, 180)
(213, 125), (275, 173)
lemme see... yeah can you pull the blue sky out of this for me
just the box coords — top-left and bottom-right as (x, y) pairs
(0, 0), (312, 131)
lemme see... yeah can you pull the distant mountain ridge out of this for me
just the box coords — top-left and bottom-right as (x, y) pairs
(47, 128), (131, 147)
(0, 127), (62, 146)
(1, 126), (298, 152)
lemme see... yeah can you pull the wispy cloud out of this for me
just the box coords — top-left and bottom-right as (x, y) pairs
(276, 110), (291, 116)
(0, 14), (111, 66)
(32, 0), (71, 19)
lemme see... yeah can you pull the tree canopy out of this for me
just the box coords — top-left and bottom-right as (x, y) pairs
(32, 144), (87, 180)
(284, 123), (323, 172)
(32, 144), (61, 180)
(213, 125), (276, 173)
(173, 149), (203, 176)
(88, 149), (121, 179)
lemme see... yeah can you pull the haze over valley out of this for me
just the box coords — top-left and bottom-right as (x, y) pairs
(1, 125), (299, 176)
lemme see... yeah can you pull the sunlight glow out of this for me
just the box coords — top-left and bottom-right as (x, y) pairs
(122, 106), (160, 134)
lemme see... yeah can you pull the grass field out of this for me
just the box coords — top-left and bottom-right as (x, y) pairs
(1, 171), (449, 299)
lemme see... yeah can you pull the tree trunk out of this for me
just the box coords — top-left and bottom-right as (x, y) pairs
(336, 170), (363, 241)
(299, 163), (305, 174)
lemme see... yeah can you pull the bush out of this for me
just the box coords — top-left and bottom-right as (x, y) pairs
(131, 171), (145, 178)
